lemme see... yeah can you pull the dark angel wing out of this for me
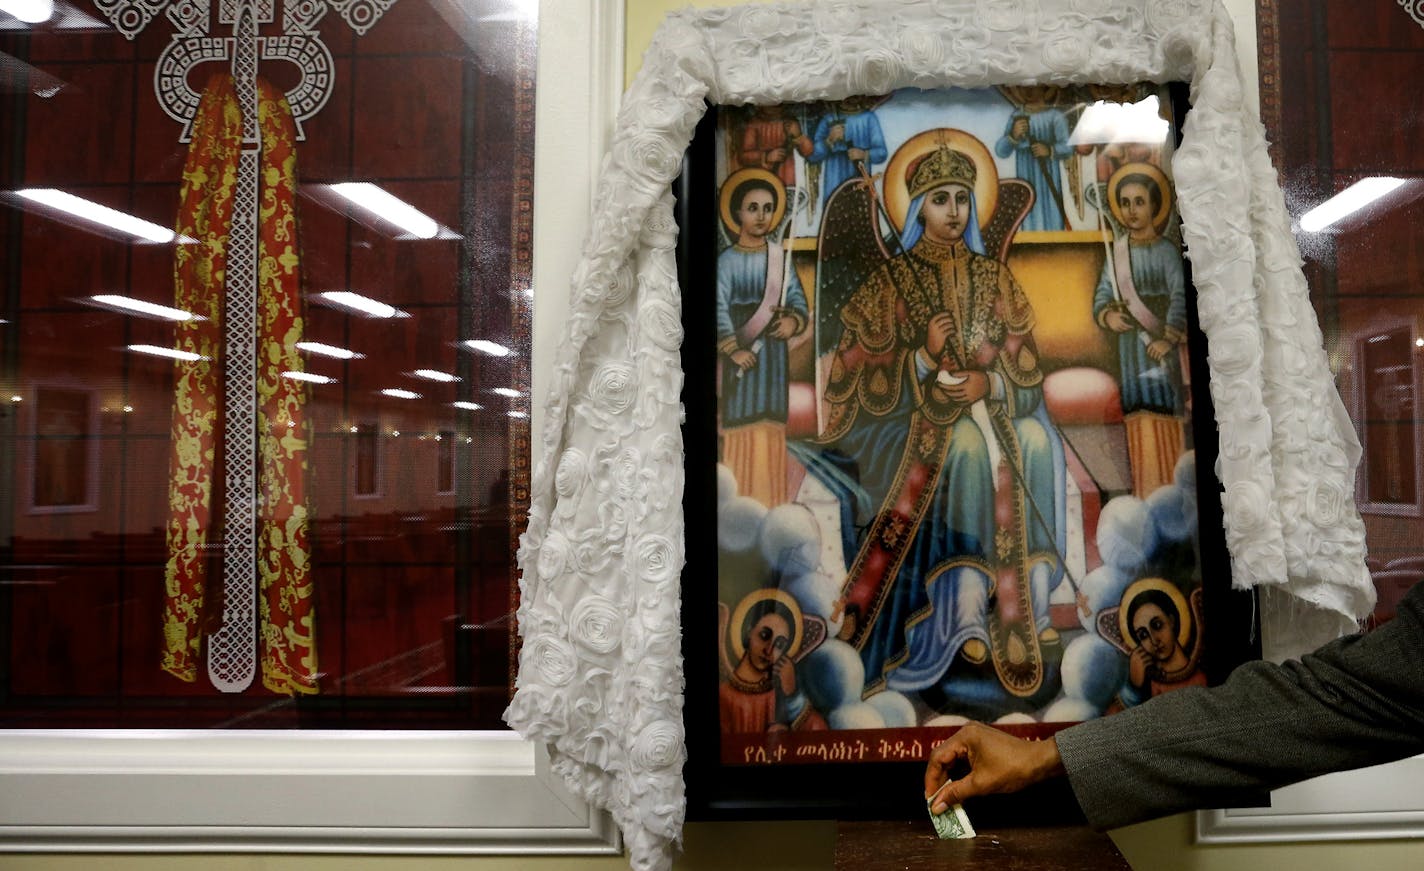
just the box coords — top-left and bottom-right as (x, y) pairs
(813, 175), (893, 357)
(982, 177), (1035, 263)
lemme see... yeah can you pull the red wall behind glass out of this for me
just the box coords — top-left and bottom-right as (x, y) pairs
(0, 1), (534, 727)
(1262, 0), (1424, 624)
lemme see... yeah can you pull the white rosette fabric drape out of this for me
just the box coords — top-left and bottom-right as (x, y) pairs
(504, 2), (1375, 868)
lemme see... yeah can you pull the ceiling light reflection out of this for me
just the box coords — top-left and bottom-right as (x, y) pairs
(464, 339), (511, 357)
(0, 0), (54, 24)
(328, 182), (457, 240)
(282, 371), (336, 384)
(318, 290), (406, 319)
(381, 388), (421, 400)
(492, 387), (522, 398)
(16, 188), (176, 243)
(91, 294), (197, 321)
(453, 401), (483, 411)
(1068, 95), (1170, 147)
(128, 344), (205, 362)
(296, 341), (362, 359)
(1298, 177), (1407, 233)
(413, 368), (459, 382)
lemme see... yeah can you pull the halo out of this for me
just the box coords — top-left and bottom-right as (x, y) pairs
(1118, 578), (1191, 650)
(719, 168), (787, 237)
(728, 588), (804, 663)
(1107, 162), (1173, 232)
(883, 129), (998, 234)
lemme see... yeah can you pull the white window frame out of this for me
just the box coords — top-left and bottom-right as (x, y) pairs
(1197, 755), (1424, 843)
(0, 0), (624, 855)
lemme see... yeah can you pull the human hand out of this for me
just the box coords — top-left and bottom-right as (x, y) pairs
(926, 312), (954, 359)
(827, 122), (846, 145)
(847, 147), (868, 162)
(943, 370), (989, 404)
(1147, 338), (1173, 362)
(1030, 142), (1051, 158)
(730, 349), (757, 371)
(767, 314), (799, 340)
(767, 147), (788, 165)
(1103, 310), (1135, 334)
(784, 120), (802, 138)
(774, 655), (796, 695)
(1129, 646), (1153, 688)
(1011, 117), (1029, 140)
(924, 722), (1065, 813)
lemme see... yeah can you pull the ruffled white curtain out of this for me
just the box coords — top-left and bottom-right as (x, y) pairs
(505, 2), (1375, 868)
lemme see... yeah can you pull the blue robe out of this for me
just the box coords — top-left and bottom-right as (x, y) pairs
(715, 244), (809, 427)
(995, 109), (1073, 231)
(807, 111), (888, 207)
(1092, 237), (1187, 415)
(807, 237), (1066, 700)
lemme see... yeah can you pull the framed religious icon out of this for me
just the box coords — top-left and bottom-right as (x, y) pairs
(677, 82), (1258, 819)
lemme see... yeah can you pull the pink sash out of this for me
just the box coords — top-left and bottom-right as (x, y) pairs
(734, 241), (784, 345)
(1113, 236), (1162, 337)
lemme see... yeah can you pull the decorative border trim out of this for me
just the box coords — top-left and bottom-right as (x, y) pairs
(1255, 0), (1282, 159)
(1401, 0), (1424, 31)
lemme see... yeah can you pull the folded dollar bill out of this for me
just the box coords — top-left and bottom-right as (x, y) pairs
(926, 791), (976, 840)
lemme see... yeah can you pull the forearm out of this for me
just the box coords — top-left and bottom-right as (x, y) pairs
(1058, 589), (1424, 830)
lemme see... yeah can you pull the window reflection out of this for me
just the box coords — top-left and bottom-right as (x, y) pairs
(1268, 3), (1424, 628)
(0, 0), (534, 727)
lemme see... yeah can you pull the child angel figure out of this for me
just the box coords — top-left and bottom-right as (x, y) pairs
(1092, 163), (1188, 498)
(715, 168), (809, 507)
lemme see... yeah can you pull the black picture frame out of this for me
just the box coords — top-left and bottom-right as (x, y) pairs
(676, 82), (1260, 822)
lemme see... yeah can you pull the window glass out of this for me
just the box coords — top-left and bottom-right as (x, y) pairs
(1266, 0), (1424, 626)
(0, 0), (535, 728)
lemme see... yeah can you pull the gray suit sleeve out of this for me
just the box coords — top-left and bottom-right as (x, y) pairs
(1056, 582), (1424, 830)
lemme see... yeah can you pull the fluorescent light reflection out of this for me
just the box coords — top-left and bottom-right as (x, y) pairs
(381, 388), (421, 400)
(282, 371), (336, 384)
(1298, 177), (1407, 232)
(492, 387), (522, 398)
(413, 368), (459, 382)
(91, 294), (196, 322)
(1068, 95), (1170, 147)
(16, 188), (175, 243)
(296, 341), (362, 360)
(318, 290), (405, 319)
(508, 410), (528, 418)
(464, 339), (511, 357)
(128, 344), (205, 362)
(0, 0), (54, 24)
(328, 182), (453, 240)
(453, 401), (483, 411)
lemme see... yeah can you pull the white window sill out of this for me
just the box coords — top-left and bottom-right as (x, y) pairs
(0, 730), (618, 853)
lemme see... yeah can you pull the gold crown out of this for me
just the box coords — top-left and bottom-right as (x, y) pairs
(906, 145), (977, 200)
